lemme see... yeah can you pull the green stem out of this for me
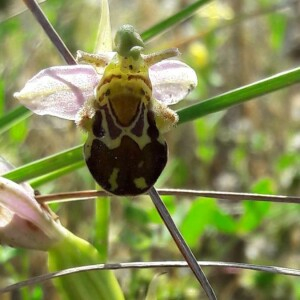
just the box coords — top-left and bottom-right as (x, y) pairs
(93, 191), (110, 261)
(3, 145), (83, 183)
(48, 228), (124, 300)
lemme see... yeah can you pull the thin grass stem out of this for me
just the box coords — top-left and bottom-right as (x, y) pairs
(148, 187), (217, 300)
(35, 189), (300, 205)
(23, 0), (76, 64)
(2, 260), (300, 294)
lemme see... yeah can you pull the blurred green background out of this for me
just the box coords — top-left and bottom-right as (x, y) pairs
(0, 0), (300, 299)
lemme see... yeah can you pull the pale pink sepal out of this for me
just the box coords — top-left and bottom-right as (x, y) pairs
(0, 202), (59, 250)
(14, 65), (100, 120)
(0, 177), (63, 250)
(150, 60), (198, 105)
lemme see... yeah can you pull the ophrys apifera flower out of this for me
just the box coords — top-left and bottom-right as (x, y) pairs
(15, 25), (197, 196)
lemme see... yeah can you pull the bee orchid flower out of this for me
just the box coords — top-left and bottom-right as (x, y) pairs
(14, 25), (197, 196)
(14, 47), (197, 125)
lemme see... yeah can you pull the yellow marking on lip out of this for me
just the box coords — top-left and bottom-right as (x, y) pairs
(108, 168), (119, 191)
(133, 177), (147, 189)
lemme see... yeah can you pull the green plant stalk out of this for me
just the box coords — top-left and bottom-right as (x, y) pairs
(177, 66), (300, 124)
(141, 0), (211, 41)
(48, 227), (124, 300)
(93, 194), (110, 261)
(29, 161), (85, 188)
(2, 144), (83, 183)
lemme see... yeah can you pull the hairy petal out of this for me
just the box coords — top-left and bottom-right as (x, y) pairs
(149, 60), (198, 105)
(14, 65), (101, 120)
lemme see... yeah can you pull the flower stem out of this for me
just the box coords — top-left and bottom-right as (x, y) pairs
(93, 190), (110, 260)
(48, 229), (124, 300)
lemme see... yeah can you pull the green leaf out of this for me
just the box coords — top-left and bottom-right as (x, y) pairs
(148, 196), (176, 223)
(275, 153), (299, 172)
(251, 177), (276, 195)
(196, 144), (215, 164)
(9, 118), (28, 143)
(169, 158), (189, 186)
(0, 247), (19, 263)
(177, 66), (300, 124)
(124, 202), (150, 225)
(141, 0), (211, 42)
(238, 178), (274, 233)
(238, 201), (271, 233)
(0, 106), (31, 135)
(30, 286), (43, 300)
(29, 161), (85, 188)
(2, 144), (83, 183)
(268, 13), (287, 51)
(180, 198), (237, 246)
(213, 210), (237, 234)
(180, 198), (216, 247)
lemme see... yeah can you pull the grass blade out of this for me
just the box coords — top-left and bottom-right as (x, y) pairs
(0, 106), (31, 134)
(29, 161), (85, 188)
(149, 187), (216, 300)
(2, 260), (300, 294)
(178, 66), (300, 124)
(141, 0), (211, 41)
(2, 144), (83, 183)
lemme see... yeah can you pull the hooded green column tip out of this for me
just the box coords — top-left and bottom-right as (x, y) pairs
(114, 24), (144, 60)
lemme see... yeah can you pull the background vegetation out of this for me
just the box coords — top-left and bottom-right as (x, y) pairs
(0, 0), (300, 299)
